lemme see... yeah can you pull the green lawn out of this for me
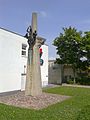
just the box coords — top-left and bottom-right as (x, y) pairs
(0, 86), (90, 120)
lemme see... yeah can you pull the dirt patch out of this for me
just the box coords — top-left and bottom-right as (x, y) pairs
(0, 91), (70, 110)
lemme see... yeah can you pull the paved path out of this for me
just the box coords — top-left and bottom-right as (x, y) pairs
(62, 83), (90, 88)
(0, 90), (20, 97)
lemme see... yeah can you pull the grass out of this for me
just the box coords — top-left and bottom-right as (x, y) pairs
(0, 86), (90, 120)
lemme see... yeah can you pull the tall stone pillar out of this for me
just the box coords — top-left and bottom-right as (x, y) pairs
(31, 12), (37, 33)
(31, 40), (42, 96)
(30, 13), (42, 96)
(25, 13), (42, 96)
(25, 47), (33, 96)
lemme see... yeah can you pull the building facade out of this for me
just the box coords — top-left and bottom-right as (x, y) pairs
(48, 60), (62, 84)
(0, 28), (48, 93)
(48, 60), (76, 84)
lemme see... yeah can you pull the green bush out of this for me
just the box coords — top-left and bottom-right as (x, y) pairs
(76, 77), (90, 85)
(67, 79), (74, 84)
(67, 77), (90, 85)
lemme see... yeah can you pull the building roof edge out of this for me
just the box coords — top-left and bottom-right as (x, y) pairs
(0, 27), (26, 38)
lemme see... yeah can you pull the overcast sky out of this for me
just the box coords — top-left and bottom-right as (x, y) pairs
(0, 0), (90, 59)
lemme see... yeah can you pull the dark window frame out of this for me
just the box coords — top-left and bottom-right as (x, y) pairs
(22, 44), (27, 56)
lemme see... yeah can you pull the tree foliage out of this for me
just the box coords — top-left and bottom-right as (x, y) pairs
(53, 27), (90, 81)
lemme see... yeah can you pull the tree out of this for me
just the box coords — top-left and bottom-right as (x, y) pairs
(53, 26), (83, 83)
(79, 31), (90, 75)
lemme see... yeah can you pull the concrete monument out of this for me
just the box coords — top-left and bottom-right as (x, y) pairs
(25, 13), (45, 96)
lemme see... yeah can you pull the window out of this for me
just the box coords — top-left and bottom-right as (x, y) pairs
(22, 44), (27, 56)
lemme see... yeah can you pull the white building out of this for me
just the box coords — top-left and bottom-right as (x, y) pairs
(0, 27), (48, 93)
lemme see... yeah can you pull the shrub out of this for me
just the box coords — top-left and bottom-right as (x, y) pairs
(67, 77), (90, 85)
(67, 78), (74, 84)
(76, 77), (90, 85)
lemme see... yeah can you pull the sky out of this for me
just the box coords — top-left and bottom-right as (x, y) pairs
(0, 0), (90, 59)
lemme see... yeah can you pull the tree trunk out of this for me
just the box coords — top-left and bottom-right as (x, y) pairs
(73, 67), (76, 84)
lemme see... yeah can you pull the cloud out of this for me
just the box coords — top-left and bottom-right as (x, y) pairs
(49, 57), (56, 60)
(39, 11), (47, 18)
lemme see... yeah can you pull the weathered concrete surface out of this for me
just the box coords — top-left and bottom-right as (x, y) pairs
(25, 48), (33, 95)
(31, 12), (37, 33)
(25, 13), (42, 96)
